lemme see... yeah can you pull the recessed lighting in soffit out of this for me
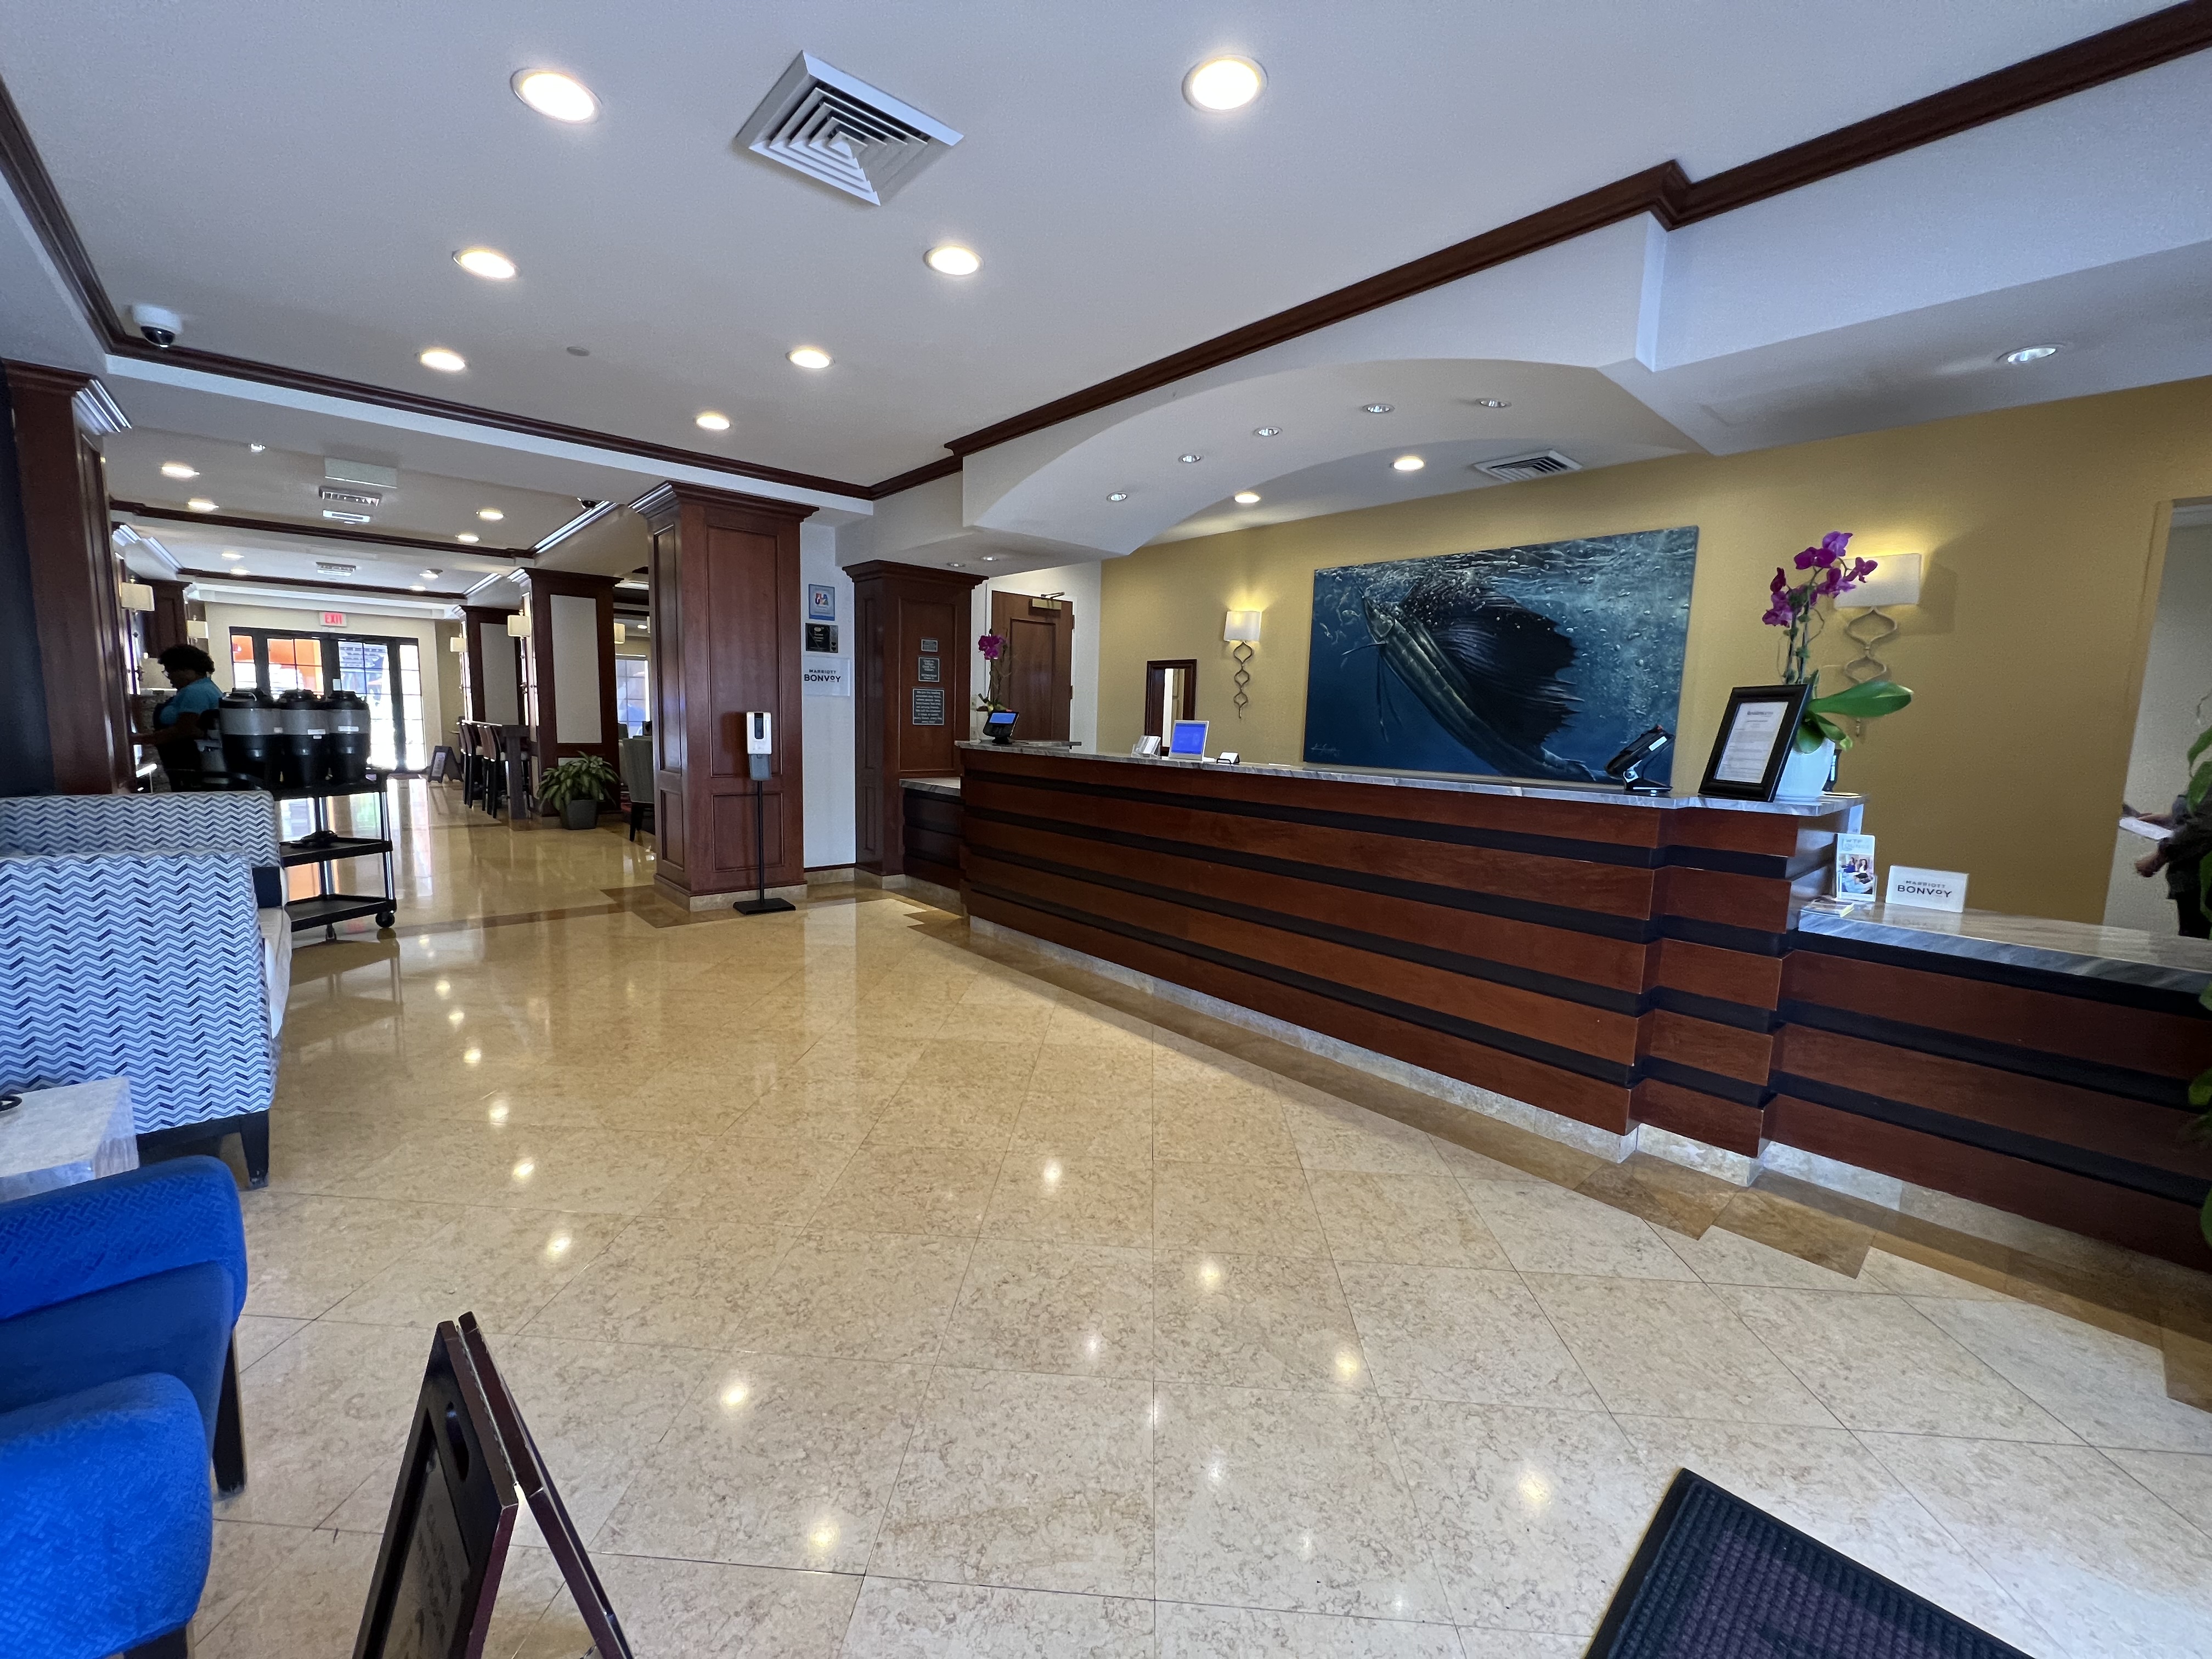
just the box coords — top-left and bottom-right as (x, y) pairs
(419, 348), (466, 373)
(925, 244), (980, 275)
(1178, 453), (1203, 464)
(788, 347), (833, 369)
(1183, 56), (1265, 111)
(1106, 492), (1128, 502)
(1472, 398), (1510, 408)
(1234, 491), (1261, 504)
(1252, 426), (1281, 437)
(1362, 403), (1392, 414)
(454, 247), (517, 280)
(160, 462), (197, 479)
(186, 498), (217, 512)
(456, 534), (479, 544)
(512, 70), (599, 123)
(478, 509), (504, 521)
(2001, 345), (2062, 364)
(1392, 455), (1425, 472)
(696, 411), (731, 431)
(737, 52), (963, 205)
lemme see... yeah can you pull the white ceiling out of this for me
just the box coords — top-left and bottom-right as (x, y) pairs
(0, 0), (2171, 486)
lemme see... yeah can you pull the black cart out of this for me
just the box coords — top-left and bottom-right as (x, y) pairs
(275, 772), (398, 940)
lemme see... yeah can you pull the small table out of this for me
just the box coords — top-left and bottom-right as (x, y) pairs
(0, 1078), (137, 1201)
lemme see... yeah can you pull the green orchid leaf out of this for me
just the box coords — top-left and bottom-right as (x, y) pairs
(1791, 724), (1824, 754)
(2190, 725), (2212, 766)
(2189, 758), (2212, 811)
(1804, 679), (1913, 721)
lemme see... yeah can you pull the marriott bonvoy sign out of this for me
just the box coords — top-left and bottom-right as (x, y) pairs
(1883, 866), (1968, 911)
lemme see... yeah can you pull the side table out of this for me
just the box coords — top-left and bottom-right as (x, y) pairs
(0, 1077), (138, 1201)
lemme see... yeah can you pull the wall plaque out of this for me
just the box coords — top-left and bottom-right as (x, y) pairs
(804, 622), (838, 653)
(916, 655), (940, 683)
(911, 687), (946, 726)
(918, 636), (939, 653)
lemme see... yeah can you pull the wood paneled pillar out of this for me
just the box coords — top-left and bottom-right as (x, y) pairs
(518, 569), (618, 769)
(634, 483), (814, 907)
(145, 578), (191, 657)
(848, 561), (983, 876)
(3, 362), (131, 793)
(460, 605), (521, 725)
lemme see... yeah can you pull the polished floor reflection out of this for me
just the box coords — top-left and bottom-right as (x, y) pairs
(193, 783), (2212, 1657)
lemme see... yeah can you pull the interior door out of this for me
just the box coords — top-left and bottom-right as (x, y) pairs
(990, 591), (1074, 742)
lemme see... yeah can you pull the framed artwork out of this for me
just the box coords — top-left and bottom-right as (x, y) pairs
(1304, 528), (1696, 782)
(806, 584), (836, 621)
(1697, 684), (1812, 800)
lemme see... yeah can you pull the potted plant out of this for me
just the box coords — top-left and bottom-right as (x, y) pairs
(538, 754), (620, 830)
(1761, 531), (1913, 799)
(973, 630), (1010, 737)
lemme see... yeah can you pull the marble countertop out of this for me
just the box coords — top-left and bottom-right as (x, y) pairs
(952, 742), (1858, 818)
(901, 776), (961, 797)
(1796, 902), (2212, 996)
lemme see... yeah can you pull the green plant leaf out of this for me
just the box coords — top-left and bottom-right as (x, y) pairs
(2188, 725), (2212, 766)
(2189, 758), (2212, 811)
(1804, 679), (1913, 721)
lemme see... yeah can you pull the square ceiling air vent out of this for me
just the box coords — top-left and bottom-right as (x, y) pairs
(1476, 450), (1583, 483)
(318, 487), (382, 507)
(736, 52), (962, 205)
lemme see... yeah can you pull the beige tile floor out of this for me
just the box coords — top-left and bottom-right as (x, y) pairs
(188, 783), (2212, 1657)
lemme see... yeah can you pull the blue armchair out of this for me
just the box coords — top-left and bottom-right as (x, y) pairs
(0, 1158), (251, 1658)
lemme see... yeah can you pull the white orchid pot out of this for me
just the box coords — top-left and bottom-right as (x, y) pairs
(1774, 737), (1836, 802)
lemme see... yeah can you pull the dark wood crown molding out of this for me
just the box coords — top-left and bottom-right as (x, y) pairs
(936, 0), (2212, 465)
(111, 499), (538, 560)
(862, 455), (966, 499)
(628, 479), (820, 531)
(174, 567), (471, 602)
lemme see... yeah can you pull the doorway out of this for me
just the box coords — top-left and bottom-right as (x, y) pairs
(989, 590), (1075, 742)
(1144, 659), (1198, 743)
(228, 627), (429, 773)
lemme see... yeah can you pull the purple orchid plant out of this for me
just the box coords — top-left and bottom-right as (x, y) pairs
(974, 631), (1010, 712)
(1764, 531), (1878, 686)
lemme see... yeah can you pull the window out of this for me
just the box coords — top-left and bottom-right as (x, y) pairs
(616, 656), (649, 733)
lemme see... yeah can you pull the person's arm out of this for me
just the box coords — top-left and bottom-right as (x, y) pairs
(2168, 799), (2212, 869)
(132, 709), (205, 746)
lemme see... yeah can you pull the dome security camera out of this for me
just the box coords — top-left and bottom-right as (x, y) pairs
(129, 304), (182, 347)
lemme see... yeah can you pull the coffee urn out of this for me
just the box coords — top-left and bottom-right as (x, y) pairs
(325, 690), (373, 785)
(221, 688), (281, 789)
(276, 689), (326, 787)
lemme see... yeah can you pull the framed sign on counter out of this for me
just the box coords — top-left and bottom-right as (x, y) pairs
(1697, 684), (1810, 801)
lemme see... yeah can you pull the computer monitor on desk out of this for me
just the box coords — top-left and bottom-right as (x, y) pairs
(1168, 719), (1209, 758)
(983, 710), (1019, 745)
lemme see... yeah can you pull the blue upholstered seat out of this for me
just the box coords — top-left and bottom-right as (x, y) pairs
(0, 1159), (250, 1657)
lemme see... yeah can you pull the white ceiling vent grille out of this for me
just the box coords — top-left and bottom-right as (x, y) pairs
(1476, 450), (1583, 483)
(736, 53), (962, 205)
(318, 487), (382, 507)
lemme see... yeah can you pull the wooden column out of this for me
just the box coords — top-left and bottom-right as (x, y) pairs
(4, 362), (131, 793)
(146, 578), (190, 657)
(518, 569), (618, 769)
(634, 483), (813, 907)
(460, 605), (521, 725)
(848, 560), (983, 876)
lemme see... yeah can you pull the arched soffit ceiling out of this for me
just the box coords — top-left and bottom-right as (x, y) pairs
(969, 357), (1696, 557)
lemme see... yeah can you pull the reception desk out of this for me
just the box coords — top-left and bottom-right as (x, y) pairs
(927, 744), (2212, 1266)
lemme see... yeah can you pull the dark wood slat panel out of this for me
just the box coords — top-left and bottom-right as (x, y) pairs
(1784, 950), (2212, 1080)
(905, 855), (963, 892)
(1765, 1094), (2207, 1268)
(902, 794), (964, 837)
(1653, 936), (1785, 1008)
(970, 888), (1634, 1132)
(1643, 1009), (1775, 1086)
(1630, 1079), (1765, 1157)
(1655, 865), (1793, 932)
(1776, 1025), (2212, 1178)
(905, 827), (963, 869)
(972, 853), (1640, 1062)
(964, 749), (1674, 850)
(1664, 805), (1843, 860)
(966, 815), (1652, 994)
(968, 775), (1662, 918)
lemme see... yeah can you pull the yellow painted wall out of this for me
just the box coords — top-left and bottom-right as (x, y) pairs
(1099, 376), (2212, 923)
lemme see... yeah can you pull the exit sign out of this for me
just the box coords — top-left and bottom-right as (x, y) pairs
(320, 611), (346, 627)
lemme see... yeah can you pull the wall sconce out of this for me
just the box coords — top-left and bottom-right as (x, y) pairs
(1837, 552), (1922, 686)
(612, 622), (627, 644)
(505, 611), (530, 638)
(118, 579), (155, 613)
(184, 618), (210, 641)
(448, 634), (466, 653)
(1223, 609), (1262, 717)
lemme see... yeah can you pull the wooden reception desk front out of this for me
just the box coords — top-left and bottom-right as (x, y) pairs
(934, 744), (2212, 1267)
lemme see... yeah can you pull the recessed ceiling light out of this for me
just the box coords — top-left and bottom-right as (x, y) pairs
(925, 244), (981, 276)
(456, 533), (479, 544)
(787, 346), (832, 370)
(1178, 453), (1203, 464)
(1473, 398), (1511, 408)
(232, 567), (250, 574)
(1234, 490), (1261, 505)
(420, 569), (442, 580)
(1362, 403), (1393, 414)
(186, 498), (217, 512)
(454, 247), (517, 280)
(419, 347), (467, 373)
(1183, 55), (1265, 111)
(246, 442), (266, 453)
(1392, 455), (1425, 472)
(512, 69), (598, 123)
(477, 508), (504, 521)
(2001, 345), (2062, 365)
(979, 555), (1000, 562)
(410, 584), (425, 592)
(1107, 492), (1129, 502)
(566, 346), (590, 357)
(695, 411), (731, 431)
(160, 461), (198, 479)
(1252, 426), (1282, 437)
(220, 550), (242, 561)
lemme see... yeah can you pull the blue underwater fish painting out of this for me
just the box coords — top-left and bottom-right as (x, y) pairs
(1303, 528), (1697, 783)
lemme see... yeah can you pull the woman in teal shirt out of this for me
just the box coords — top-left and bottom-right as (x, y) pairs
(133, 644), (223, 786)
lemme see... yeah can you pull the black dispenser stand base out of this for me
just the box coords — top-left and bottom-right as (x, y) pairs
(733, 771), (794, 916)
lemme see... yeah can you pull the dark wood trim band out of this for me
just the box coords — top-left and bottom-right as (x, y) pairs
(1772, 1070), (2210, 1207)
(863, 455), (965, 499)
(1779, 998), (2196, 1109)
(1791, 927), (2212, 1019)
(175, 566), (470, 602)
(1638, 1056), (1768, 1110)
(937, 2), (2212, 465)
(115, 501), (536, 560)
(1649, 986), (1780, 1034)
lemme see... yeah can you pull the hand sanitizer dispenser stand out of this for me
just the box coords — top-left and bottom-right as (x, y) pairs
(733, 711), (794, 916)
